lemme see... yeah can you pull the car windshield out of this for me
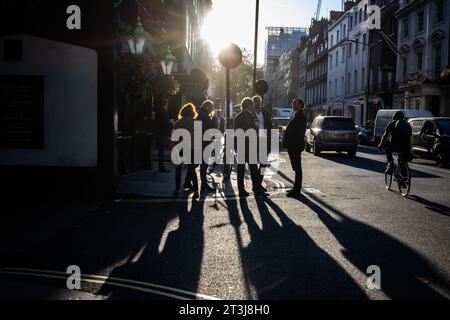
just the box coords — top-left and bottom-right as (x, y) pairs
(322, 118), (355, 131)
(436, 119), (450, 135)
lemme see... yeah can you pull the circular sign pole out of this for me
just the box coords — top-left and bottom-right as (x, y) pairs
(219, 43), (243, 129)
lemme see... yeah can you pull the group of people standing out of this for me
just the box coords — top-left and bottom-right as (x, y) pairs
(156, 95), (308, 200)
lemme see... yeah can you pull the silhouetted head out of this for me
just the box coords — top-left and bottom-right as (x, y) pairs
(292, 98), (305, 113)
(201, 100), (214, 114)
(178, 103), (198, 120)
(393, 111), (405, 121)
(241, 97), (254, 111)
(252, 95), (262, 111)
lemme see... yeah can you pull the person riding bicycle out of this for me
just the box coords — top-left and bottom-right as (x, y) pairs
(378, 111), (413, 174)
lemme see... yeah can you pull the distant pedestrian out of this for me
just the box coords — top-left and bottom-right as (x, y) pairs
(283, 98), (307, 198)
(173, 103), (199, 200)
(154, 96), (171, 173)
(234, 98), (267, 197)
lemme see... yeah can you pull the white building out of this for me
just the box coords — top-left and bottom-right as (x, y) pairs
(327, 10), (349, 116)
(394, 0), (450, 116)
(343, 0), (371, 125)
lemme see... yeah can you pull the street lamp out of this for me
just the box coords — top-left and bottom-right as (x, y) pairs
(127, 18), (148, 55)
(161, 46), (178, 76)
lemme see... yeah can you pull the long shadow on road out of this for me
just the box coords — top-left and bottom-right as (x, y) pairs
(237, 197), (368, 299)
(317, 152), (439, 179)
(299, 193), (450, 299)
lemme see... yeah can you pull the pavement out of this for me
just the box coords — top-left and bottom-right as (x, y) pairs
(1, 146), (450, 300)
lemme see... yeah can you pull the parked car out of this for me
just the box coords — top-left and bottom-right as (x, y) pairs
(356, 125), (373, 145)
(409, 117), (450, 167)
(373, 109), (433, 144)
(305, 116), (358, 157)
(273, 117), (291, 146)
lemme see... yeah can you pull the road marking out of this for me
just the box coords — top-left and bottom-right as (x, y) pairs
(0, 267), (220, 300)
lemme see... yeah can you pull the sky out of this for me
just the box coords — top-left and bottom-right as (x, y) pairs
(201, 0), (344, 66)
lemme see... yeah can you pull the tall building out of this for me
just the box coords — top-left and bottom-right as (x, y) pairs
(369, 0), (399, 114)
(342, 0), (370, 125)
(305, 19), (331, 121)
(394, 0), (450, 116)
(327, 8), (350, 117)
(264, 26), (308, 109)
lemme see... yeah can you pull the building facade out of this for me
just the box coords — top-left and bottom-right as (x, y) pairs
(368, 0), (399, 115)
(342, 0), (371, 125)
(394, 0), (450, 116)
(0, 0), (212, 200)
(327, 10), (350, 116)
(306, 19), (331, 121)
(264, 27), (308, 109)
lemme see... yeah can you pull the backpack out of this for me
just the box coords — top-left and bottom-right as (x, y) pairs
(391, 120), (412, 147)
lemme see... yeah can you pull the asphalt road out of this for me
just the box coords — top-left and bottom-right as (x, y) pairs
(1, 146), (449, 300)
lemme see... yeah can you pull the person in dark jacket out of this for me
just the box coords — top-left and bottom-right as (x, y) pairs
(283, 98), (307, 198)
(196, 100), (217, 192)
(234, 98), (267, 197)
(154, 96), (171, 173)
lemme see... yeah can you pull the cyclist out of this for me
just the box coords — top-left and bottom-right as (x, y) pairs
(378, 111), (413, 174)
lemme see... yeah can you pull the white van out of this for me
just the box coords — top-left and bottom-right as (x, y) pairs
(373, 109), (433, 143)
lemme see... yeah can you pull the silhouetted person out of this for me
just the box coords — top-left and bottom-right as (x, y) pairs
(197, 100), (216, 192)
(173, 103), (199, 200)
(252, 95), (273, 191)
(234, 98), (267, 197)
(283, 98), (307, 198)
(154, 96), (171, 173)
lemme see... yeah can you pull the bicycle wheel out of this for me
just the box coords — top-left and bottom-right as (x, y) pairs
(384, 170), (393, 190)
(398, 162), (411, 197)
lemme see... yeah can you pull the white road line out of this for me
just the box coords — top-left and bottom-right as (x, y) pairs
(0, 267), (220, 300)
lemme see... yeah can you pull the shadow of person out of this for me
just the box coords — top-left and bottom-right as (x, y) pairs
(409, 195), (450, 217)
(99, 199), (206, 300)
(237, 197), (367, 299)
(300, 194), (450, 299)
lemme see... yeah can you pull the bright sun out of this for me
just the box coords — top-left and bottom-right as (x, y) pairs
(201, 1), (253, 58)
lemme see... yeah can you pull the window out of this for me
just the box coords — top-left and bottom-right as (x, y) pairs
(364, 4), (368, 20)
(337, 30), (340, 42)
(350, 16), (353, 30)
(336, 51), (339, 67)
(342, 46), (346, 62)
(434, 45), (442, 75)
(417, 51), (423, 71)
(329, 54), (333, 69)
(403, 18), (409, 38)
(362, 34), (367, 50)
(354, 70), (358, 92)
(402, 57), (408, 80)
(348, 42), (352, 57)
(362, 68), (365, 90)
(359, 9), (362, 23)
(417, 11), (424, 32)
(355, 37), (359, 54)
(343, 24), (347, 37)
(335, 79), (338, 97)
(348, 73), (351, 93)
(436, 0), (444, 23)
(341, 76), (344, 96)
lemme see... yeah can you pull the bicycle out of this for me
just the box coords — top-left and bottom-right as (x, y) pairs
(383, 151), (411, 197)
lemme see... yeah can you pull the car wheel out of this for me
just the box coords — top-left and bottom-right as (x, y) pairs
(348, 149), (357, 157)
(313, 140), (321, 156)
(436, 152), (448, 167)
